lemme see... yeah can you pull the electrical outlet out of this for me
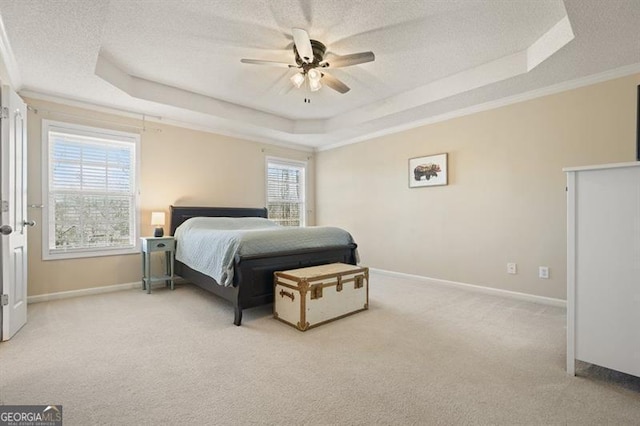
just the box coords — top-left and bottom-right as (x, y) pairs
(507, 263), (517, 274)
(539, 266), (549, 279)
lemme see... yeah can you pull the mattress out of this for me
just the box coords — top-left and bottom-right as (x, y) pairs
(174, 217), (357, 286)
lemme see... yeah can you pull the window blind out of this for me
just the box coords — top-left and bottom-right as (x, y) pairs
(46, 128), (137, 254)
(266, 159), (305, 227)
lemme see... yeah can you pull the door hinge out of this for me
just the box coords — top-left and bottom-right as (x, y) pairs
(1, 200), (8, 212)
(1, 107), (8, 120)
(1, 294), (8, 306)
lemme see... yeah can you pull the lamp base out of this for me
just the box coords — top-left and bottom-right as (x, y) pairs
(154, 227), (164, 237)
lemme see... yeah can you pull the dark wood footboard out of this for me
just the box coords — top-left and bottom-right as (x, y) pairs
(176, 244), (358, 326)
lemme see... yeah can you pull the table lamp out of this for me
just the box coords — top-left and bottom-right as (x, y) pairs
(151, 212), (165, 237)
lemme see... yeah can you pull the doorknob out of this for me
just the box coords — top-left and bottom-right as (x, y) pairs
(23, 220), (36, 227)
(0, 225), (12, 235)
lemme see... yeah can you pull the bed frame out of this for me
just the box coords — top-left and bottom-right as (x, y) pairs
(169, 206), (358, 326)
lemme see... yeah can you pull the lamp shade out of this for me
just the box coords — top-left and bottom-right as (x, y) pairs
(150, 212), (165, 226)
(307, 68), (321, 81)
(309, 78), (322, 92)
(290, 72), (305, 88)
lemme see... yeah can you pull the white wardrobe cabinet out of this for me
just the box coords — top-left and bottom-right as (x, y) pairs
(565, 162), (640, 377)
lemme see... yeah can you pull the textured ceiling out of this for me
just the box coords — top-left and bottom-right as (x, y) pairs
(0, 0), (639, 149)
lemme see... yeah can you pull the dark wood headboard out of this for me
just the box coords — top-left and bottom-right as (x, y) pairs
(169, 206), (268, 235)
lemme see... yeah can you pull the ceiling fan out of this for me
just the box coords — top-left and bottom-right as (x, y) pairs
(240, 28), (375, 94)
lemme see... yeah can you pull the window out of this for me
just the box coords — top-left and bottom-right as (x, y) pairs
(42, 120), (140, 259)
(266, 158), (306, 227)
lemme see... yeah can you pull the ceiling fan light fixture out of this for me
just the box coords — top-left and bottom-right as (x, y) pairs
(241, 28), (371, 95)
(307, 68), (322, 82)
(290, 72), (305, 88)
(309, 78), (322, 92)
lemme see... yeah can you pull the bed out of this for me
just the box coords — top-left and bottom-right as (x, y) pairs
(169, 206), (358, 326)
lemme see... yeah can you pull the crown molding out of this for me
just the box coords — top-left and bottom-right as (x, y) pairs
(19, 61), (640, 155)
(317, 62), (640, 152)
(19, 89), (315, 153)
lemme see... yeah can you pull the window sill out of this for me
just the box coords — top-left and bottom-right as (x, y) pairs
(42, 246), (140, 261)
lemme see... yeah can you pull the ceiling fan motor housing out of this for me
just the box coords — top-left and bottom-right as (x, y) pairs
(294, 39), (326, 70)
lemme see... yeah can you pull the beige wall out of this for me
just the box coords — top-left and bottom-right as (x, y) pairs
(316, 74), (640, 300)
(23, 73), (640, 299)
(25, 98), (314, 296)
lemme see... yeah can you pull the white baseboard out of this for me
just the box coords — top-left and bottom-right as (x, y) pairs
(369, 268), (566, 308)
(28, 271), (565, 308)
(27, 282), (141, 304)
(27, 277), (191, 304)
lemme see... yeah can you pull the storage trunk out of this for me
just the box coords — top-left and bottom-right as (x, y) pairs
(274, 263), (369, 331)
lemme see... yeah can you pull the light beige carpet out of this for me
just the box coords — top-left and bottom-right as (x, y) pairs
(1, 272), (639, 425)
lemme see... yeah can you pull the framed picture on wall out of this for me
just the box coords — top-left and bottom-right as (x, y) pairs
(409, 153), (448, 188)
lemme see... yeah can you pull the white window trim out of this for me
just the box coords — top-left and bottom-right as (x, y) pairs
(41, 119), (141, 260)
(265, 156), (307, 227)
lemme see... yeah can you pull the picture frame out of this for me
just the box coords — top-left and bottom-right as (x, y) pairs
(409, 153), (448, 188)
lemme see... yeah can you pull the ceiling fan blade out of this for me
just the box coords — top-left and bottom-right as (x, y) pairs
(322, 51), (375, 68)
(292, 28), (313, 63)
(322, 72), (350, 94)
(240, 59), (297, 68)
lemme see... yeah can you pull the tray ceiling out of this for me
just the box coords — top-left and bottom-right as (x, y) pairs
(0, 0), (638, 149)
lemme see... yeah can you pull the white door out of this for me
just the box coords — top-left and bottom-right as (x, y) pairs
(0, 84), (29, 341)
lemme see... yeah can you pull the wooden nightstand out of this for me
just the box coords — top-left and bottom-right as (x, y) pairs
(141, 236), (175, 294)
